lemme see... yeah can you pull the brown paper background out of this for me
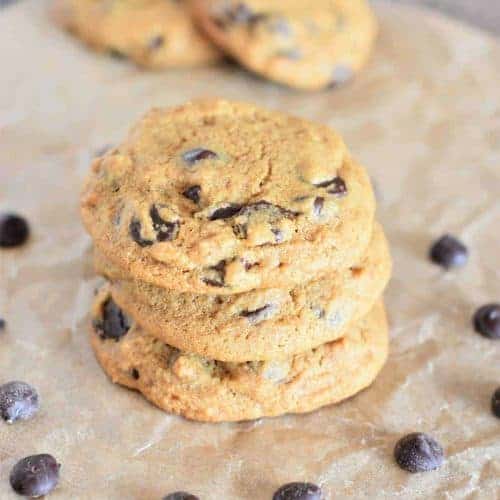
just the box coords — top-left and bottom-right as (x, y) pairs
(1, 1), (499, 498)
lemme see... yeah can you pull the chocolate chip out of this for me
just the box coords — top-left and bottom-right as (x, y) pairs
(492, 387), (500, 418)
(473, 304), (500, 339)
(0, 381), (39, 424)
(241, 303), (277, 324)
(314, 177), (347, 197)
(313, 197), (324, 216)
(131, 368), (140, 380)
(182, 148), (218, 166)
(202, 260), (226, 288)
(94, 299), (131, 341)
(273, 482), (323, 500)
(394, 433), (445, 473)
(329, 64), (353, 88)
(0, 318), (5, 330)
(129, 218), (154, 247)
(148, 35), (164, 50)
(182, 185), (201, 204)
(429, 235), (468, 269)
(150, 206), (180, 242)
(10, 454), (60, 497)
(209, 204), (242, 221)
(163, 493), (199, 500)
(109, 48), (127, 60)
(0, 213), (30, 248)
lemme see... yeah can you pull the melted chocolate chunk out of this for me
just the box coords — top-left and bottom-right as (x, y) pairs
(94, 299), (131, 341)
(182, 148), (218, 165)
(314, 177), (347, 196)
(394, 433), (445, 473)
(10, 454), (60, 498)
(492, 387), (500, 418)
(273, 482), (323, 500)
(150, 206), (180, 242)
(0, 213), (30, 248)
(209, 204), (242, 221)
(240, 303), (277, 324)
(202, 260), (226, 287)
(473, 304), (500, 339)
(148, 35), (164, 50)
(129, 218), (154, 247)
(430, 235), (468, 269)
(131, 368), (140, 380)
(163, 493), (199, 500)
(0, 381), (39, 424)
(182, 185), (201, 204)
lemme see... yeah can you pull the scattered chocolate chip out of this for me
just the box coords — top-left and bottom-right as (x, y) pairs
(492, 387), (500, 418)
(209, 204), (242, 221)
(150, 206), (180, 242)
(273, 482), (323, 500)
(394, 433), (444, 473)
(473, 304), (500, 339)
(182, 148), (218, 166)
(163, 493), (199, 500)
(109, 48), (127, 60)
(313, 197), (324, 217)
(182, 185), (201, 204)
(0, 318), (5, 330)
(148, 35), (164, 50)
(314, 177), (347, 197)
(131, 368), (140, 380)
(329, 64), (353, 88)
(0, 381), (39, 424)
(0, 213), (30, 248)
(94, 299), (131, 341)
(129, 218), (154, 247)
(202, 260), (226, 287)
(241, 303), (277, 324)
(429, 235), (468, 269)
(10, 454), (60, 497)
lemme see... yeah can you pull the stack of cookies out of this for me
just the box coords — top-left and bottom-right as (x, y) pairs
(81, 99), (391, 422)
(53, 0), (377, 91)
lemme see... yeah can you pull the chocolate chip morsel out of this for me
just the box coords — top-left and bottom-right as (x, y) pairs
(0, 213), (30, 248)
(0, 318), (5, 330)
(0, 381), (39, 424)
(182, 185), (202, 204)
(429, 235), (468, 269)
(182, 148), (218, 166)
(93, 298), (131, 341)
(10, 454), (60, 497)
(394, 433), (445, 473)
(491, 387), (500, 418)
(473, 304), (500, 339)
(273, 482), (323, 500)
(163, 492), (200, 500)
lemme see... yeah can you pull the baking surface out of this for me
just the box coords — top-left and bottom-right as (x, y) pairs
(1, 1), (500, 499)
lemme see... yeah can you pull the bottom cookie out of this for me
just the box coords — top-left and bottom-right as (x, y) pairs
(89, 297), (388, 422)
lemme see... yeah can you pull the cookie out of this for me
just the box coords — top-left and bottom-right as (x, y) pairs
(97, 222), (391, 361)
(52, 0), (222, 68)
(192, 0), (377, 90)
(90, 297), (388, 422)
(81, 99), (376, 295)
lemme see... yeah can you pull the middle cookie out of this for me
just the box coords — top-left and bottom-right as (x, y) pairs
(101, 222), (391, 362)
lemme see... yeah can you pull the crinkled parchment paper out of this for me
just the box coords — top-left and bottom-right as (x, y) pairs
(1, 1), (499, 498)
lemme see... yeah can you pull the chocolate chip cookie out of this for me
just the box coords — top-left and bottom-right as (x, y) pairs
(52, 0), (222, 68)
(81, 99), (376, 295)
(192, 0), (378, 90)
(97, 223), (391, 361)
(90, 294), (388, 422)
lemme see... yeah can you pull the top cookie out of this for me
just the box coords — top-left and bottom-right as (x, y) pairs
(53, 0), (222, 68)
(192, 0), (378, 90)
(81, 99), (376, 294)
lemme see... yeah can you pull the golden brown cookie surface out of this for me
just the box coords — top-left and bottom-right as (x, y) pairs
(52, 0), (222, 68)
(90, 295), (388, 422)
(97, 223), (391, 361)
(81, 99), (376, 294)
(192, 0), (378, 90)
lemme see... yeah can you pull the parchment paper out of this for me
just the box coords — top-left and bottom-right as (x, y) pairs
(1, 1), (499, 498)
